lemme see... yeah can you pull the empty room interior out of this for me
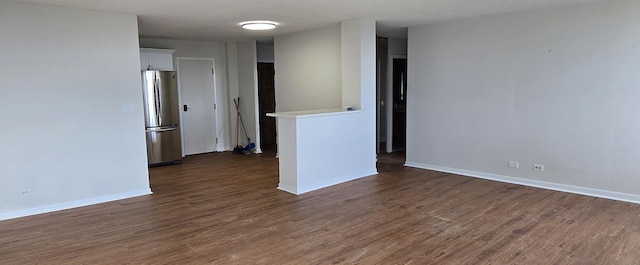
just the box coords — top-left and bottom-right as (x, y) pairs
(2, 0), (640, 263)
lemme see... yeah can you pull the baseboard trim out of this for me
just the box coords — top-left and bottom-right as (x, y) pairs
(296, 171), (379, 195)
(0, 189), (152, 221)
(278, 171), (379, 195)
(405, 162), (640, 205)
(277, 184), (298, 195)
(217, 146), (233, 152)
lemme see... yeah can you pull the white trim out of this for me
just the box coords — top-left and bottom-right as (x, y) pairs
(176, 59), (186, 157)
(175, 57), (215, 61)
(297, 172), (379, 195)
(0, 189), (152, 221)
(279, 171), (379, 195)
(405, 161), (640, 205)
(277, 184), (298, 194)
(211, 61), (221, 152)
(376, 57), (381, 154)
(251, 41), (263, 154)
(140, 48), (175, 54)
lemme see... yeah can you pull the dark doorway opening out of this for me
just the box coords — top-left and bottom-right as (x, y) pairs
(391, 58), (407, 151)
(257, 62), (276, 150)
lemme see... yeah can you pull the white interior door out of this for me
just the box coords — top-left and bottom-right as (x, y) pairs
(178, 58), (217, 156)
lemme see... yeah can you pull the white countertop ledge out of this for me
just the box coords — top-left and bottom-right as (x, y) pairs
(266, 108), (361, 119)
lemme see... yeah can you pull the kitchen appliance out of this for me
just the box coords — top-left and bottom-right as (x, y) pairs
(142, 70), (182, 165)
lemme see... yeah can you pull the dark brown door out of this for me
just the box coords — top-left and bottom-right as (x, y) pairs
(392, 58), (407, 151)
(257, 63), (276, 148)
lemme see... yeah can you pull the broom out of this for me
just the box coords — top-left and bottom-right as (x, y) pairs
(233, 98), (256, 152)
(233, 108), (244, 154)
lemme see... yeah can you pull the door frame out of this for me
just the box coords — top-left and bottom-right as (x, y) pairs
(386, 54), (407, 153)
(176, 57), (218, 156)
(376, 57), (381, 154)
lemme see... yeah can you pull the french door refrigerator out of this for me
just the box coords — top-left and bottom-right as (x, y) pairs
(142, 70), (182, 165)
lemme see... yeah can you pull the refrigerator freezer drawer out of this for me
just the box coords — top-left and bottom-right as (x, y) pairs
(146, 127), (182, 165)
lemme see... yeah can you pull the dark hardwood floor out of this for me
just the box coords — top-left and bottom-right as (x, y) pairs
(2, 150), (640, 264)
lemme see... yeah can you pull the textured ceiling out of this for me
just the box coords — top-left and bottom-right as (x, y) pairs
(12, 0), (600, 41)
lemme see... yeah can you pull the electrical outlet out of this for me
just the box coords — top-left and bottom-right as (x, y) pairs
(508, 161), (519, 168)
(533, 164), (544, 172)
(18, 189), (31, 196)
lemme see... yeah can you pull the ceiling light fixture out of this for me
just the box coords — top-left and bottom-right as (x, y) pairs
(241, 21), (278, 30)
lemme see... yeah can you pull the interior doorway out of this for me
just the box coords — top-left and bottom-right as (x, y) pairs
(257, 62), (276, 150)
(376, 37), (408, 154)
(177, 58), (218, 156)
(376, 37), (408, 173)
(388, 57), (407, 152)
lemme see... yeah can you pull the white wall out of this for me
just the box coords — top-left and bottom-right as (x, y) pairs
(275, 111), (377, 195)
(0, 2), (150, 220)
(342, 21), (362, 109)
(406, 0), (640, 202)
(388, 38), (407, 56)
(227, 41), (261, 153)
(342, 18), (377, 124)
(139, 38), (231, 150)
(341, 18), (378, 173)
(257, 42), (274, 63)
(272, 19), (378, 194)
(274, 26), (342, 112)
(226, 42), (240, 148)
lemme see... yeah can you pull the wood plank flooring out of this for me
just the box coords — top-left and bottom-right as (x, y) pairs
(2, 150), (640, 264)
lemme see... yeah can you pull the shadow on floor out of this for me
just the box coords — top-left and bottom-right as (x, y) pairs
(377, 150), (405, 173)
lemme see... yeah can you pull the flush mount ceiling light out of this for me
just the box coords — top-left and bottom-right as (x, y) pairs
(241, 21), (278, 30)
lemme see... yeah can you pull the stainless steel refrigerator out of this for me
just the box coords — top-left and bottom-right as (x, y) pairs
(142, 70), (182, 165)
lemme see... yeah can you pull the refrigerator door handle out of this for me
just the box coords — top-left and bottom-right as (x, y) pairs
(146, 125), (178, 132)
(154, 75), (161, 125)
